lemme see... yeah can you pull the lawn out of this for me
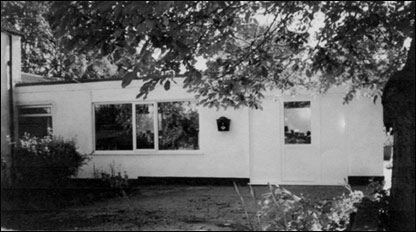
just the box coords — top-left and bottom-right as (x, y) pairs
(1, 184), (369, 231)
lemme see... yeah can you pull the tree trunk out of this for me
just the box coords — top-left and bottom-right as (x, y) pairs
(382, 35), (415, 231)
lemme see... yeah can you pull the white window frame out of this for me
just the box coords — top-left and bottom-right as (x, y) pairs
(133, 102), (158, 151)
(93, 100), (201, 155)
(17, 104), (53, 136)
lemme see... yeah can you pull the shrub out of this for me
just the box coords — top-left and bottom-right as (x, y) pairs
(234, 183), (364, 231)
(367, 180), (391, 231)
(12, 132), (90, 188)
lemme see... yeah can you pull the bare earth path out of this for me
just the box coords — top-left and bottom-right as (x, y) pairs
(1, 185), (354, 231)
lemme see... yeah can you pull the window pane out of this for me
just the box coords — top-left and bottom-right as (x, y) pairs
(158, 102), (199, 150)
(284, 101), (311, 144)
(136, 104), (155, 149)
(95, 104), (132, 150)
(18, 116), (52, 138)
(19, 107), (51, 115)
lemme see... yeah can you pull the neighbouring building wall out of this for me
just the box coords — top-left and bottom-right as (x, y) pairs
(1, 31), (21, 186)
(1, 33), (10, 166)
(15, 80), (384, 185)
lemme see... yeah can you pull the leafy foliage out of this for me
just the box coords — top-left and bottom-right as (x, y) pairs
(258, 185), (363, 231)
(1, 1), (119, 79)
(2, 1), (413, 106)
(1, 1), (56, 75)
(366, 179), (392, 231)
(235, 183), (364, 231)
(49, 1), (413, 108)
(11, 132), (89, 187)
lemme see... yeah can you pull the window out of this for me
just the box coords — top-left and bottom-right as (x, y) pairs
(284, 101), (311, 144)
(18, 105), (52, 138)
(135, 104), (155, 149)
(94, 101), (199, 152)
(158, 102), (199, 150)
(95, 104), (133, 150)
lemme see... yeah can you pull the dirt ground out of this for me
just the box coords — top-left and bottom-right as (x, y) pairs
(1, 185), (363, 231)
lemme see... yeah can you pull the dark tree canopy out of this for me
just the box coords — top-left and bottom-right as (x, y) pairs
(1, 1), (119, 79)
(48, 1), (413, 108)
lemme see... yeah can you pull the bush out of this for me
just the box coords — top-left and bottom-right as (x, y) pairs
(367, 180), (391, 231)
(12, 132), (89, 188)
(234, 183), (364, 231)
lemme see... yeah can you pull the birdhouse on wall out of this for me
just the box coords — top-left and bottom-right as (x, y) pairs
(217, 117), (231, 132)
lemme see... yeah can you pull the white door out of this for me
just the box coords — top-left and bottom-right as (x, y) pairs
(280, 98), (321, 184)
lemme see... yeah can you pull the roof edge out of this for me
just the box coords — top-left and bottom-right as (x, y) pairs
(16, 75), (188, 87)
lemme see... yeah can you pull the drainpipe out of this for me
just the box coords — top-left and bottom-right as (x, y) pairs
(8, 34), (16, 185)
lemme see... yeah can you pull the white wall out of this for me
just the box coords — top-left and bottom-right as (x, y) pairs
(249, 88), (384, 185)
(16, 80), (250, 179)
(15, 80), (384, 185)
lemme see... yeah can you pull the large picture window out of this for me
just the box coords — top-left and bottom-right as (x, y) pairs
(94, 101), (199, 152)
(284, 101), (311, 144)
(18, 105), (52, 138)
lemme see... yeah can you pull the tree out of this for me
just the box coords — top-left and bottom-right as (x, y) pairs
(23, 1), (416, 230)
(1, 1), (119, 80)
(382, 35), (415, 231)
(1, 1), (56, 76)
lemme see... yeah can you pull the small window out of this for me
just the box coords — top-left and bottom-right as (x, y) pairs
(18, 106), (52, 138)
(158, 102), (199, 150)
(284, 101), (311, 144)
(95, 104), (133, 150)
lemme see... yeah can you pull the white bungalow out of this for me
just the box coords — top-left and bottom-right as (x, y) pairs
(12, 76), (384, 185)
(2, 25), (384, 186)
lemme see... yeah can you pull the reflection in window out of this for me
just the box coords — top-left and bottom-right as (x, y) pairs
(18, 106), (52, 138)
(284, 101), (311, 144)
(158, 102), (199, 150)
(136, 104), (155, 149)
(95, 104), (132, 150)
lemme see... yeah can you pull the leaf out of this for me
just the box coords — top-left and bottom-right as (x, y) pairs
(245, 11), (251, 23)
(164, 80), (171, 90)
(261, 66), (268, 77)
(121, 72), (137, 88)
(136, 92), (146, 99)
(306, 69), (312, 78)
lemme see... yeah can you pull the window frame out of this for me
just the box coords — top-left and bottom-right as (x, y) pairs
(17, 104), (53, 137)
(133, 102), (158, 151)
(92, 100), (201, 155)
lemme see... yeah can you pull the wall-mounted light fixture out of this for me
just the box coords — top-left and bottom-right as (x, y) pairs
(217, 117), (231, 132)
